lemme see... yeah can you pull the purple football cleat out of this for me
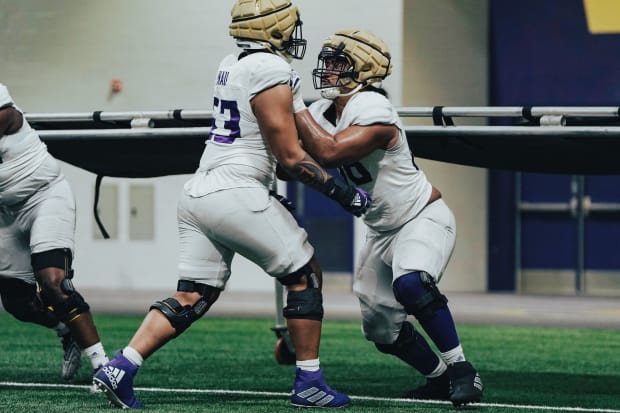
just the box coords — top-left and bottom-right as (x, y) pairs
(291, 368), (350, 408)
(92, 353), (144, 409)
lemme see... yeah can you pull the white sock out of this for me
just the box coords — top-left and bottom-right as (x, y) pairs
(296, 358), (320, 372)
(427, 359), (448, 378)
(84, 342), (109, 370)
(54, 322), (70, 337)
(122, 346), (144, 367)
(441, 344), (466, 365)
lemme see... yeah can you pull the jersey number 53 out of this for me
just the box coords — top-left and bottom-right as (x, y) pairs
(209, 97), (240, 143)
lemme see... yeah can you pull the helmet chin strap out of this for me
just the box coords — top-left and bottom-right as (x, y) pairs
(320, 84), (363, 100)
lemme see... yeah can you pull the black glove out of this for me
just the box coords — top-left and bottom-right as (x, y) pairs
(324, 178), (371, 217)
(269, 190), (296, 213)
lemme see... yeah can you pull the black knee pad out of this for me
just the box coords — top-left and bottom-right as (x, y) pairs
(279, 263), (323, 321)
(150, 298), (207, 337)
(150, 280), (221, 336)
(42, 277), (90, 323)
(283, 288), (324, 321)
(393, 272), (448, 322)
(0, 279), (57, 327)
(31, 248), (74, 278)
(375, 321), (416, 355)
(277, 263), (316, 287)
(48, 289), (90, 324)
(30, 249), (87, 324)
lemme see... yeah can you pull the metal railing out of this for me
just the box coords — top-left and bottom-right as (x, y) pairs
(24, 105), (620, 175)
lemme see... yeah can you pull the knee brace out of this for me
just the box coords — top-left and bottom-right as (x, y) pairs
(33, 249), (90, 323)
(44, 279), (90, 324)
(279, 263), (324, 321)
(283, 288), (324, 321)
(393, 271), (448, 322)
(0, 279), (57, 327)
(150, 280), (221, 336)
(31, 248), (74, 278)
(277, 263), (319, 287)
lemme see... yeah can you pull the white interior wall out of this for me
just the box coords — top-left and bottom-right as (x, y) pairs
(401, 0), (489, 292)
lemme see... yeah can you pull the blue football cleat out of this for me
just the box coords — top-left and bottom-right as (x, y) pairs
(92, 353), (144, 409)
(291, 368), (350, 408)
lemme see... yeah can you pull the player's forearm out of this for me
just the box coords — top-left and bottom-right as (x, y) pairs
(282, 152), (333, 193)
(294, 111), (341, 167)
(282, 153), (367, 216)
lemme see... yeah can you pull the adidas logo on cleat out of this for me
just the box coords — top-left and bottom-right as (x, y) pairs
(102, 366), (125, 390)
(473, 373), (483, 391)
(295, 386), (335, 407)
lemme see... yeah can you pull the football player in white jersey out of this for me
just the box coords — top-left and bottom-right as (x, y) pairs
(0, 84), (109, 380)
(294, 29), (484, 407)
(94, 1), (368, 409)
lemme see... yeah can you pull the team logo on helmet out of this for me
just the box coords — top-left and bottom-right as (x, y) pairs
(312, 29), (392, 99)
(229, 0), (307, 60)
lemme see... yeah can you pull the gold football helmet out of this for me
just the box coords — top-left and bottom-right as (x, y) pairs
(312, 29), (392, 99)
(229, 0), (306, 60)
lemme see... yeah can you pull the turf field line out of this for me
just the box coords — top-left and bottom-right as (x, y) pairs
(1, 381), (619, 413)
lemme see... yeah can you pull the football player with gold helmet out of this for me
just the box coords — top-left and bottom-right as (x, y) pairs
(93, 1), (365, 409)
(295, 29), (484, 408)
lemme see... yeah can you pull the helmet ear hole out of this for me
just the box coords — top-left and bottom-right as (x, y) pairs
(272, 30), (283, 40)
(360, 62), (373, 72)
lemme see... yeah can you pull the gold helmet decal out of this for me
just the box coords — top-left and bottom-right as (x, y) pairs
(312, 29), (392, 98)
(229, 0), (306, 59)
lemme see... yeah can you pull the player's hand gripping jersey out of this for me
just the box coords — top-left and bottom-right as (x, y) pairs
(185, 52), (300, 197)
(308, 91), (432, 232)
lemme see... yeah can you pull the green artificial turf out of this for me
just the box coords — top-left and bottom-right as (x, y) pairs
(0, 312), (618, 412)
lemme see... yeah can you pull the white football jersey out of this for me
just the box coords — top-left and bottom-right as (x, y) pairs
(0, 108), (61, 206)
(308, 92), (432, 232)
(185, 52), (300, 197)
